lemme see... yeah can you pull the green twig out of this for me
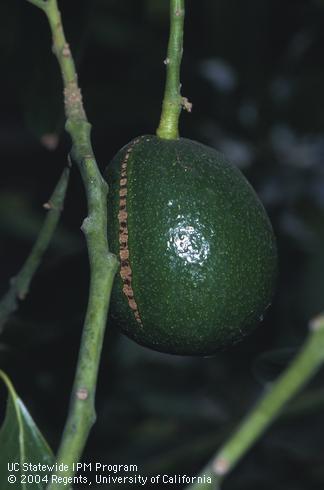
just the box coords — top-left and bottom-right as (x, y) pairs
(26, 1), (118, 488)
(187, 315), (324, 489)
(156, 0), (190, 140)
(0, 166), (70, 333)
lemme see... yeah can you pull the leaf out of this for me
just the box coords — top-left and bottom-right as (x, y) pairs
(0, 370), (54, 490)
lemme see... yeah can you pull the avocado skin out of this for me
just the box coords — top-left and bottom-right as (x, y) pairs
(105, 135), (277, 356)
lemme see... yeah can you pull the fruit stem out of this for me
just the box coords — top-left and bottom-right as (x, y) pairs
(156, 0), (186, 140)
(187, 314), (324, 489)
(0, 166), (70, 333)
(26, 1), (118, 488)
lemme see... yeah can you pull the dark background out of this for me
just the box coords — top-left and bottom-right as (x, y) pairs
(1, 0), (324, 489)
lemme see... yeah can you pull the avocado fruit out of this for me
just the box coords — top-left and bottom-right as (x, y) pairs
(105, 135), (277, 356)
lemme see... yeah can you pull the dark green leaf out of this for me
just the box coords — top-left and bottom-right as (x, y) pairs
(0, 370), (54, 490)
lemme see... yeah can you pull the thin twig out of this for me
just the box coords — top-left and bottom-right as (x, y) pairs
(156, 0), (187, 140)
(26, 1), (118, 488)
(0, 166), (70, 333)
(187, 314), (324, 489)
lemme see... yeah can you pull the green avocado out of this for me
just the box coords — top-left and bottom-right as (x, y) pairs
(105, 135), (277, 356)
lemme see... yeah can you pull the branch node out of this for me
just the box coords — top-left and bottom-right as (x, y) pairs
(17, 291), (27, 301)
(309, 315), (324, 331)
(64, 82), (86, 121)
(62, 43), (71, 57)
(81, 216), (94, 235)
(76, 388), (89, 401)
(181, 96), (192, 112)
(212, 457), (230, 476)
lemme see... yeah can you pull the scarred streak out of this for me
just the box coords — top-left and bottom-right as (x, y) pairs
(118, 138), (143, 326)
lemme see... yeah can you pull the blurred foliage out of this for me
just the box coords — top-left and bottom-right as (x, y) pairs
(1, 0), (324, 489)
